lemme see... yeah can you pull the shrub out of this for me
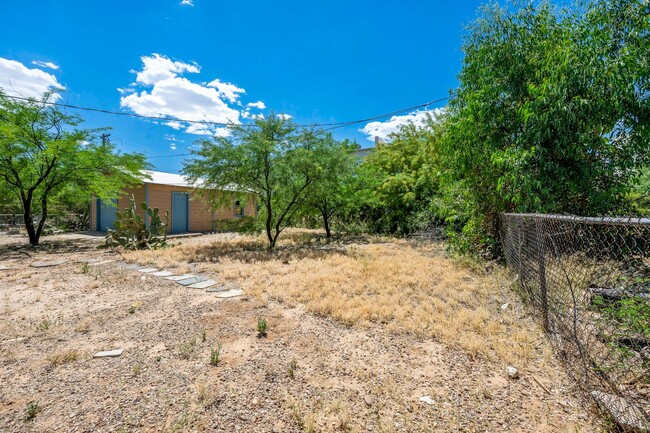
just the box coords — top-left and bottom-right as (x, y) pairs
(257, 317), (268, 337)
(210, 343), (222, 366)
(25, 401), (41, 421)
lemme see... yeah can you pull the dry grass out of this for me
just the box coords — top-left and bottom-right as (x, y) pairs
(124, 231), (540, 364)
(48, 349), (80, 367)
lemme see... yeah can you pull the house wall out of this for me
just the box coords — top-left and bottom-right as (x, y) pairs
(118, 186), (147, 219)
(90, 199), (97, 230)
(90, 183), (257, 233)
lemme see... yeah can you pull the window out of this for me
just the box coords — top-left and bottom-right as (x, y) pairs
(234, 200), (245, 217)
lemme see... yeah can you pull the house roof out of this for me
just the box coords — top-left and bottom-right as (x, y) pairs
(141, 170), (196, 187)
(140, 170), (248, 193)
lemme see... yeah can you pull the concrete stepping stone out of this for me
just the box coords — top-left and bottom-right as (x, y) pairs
(93, 348), (124, 358)
(122, 264), (144, 270)
(177, 276), (206, 286)
(188, 279), (217, 289)
(78, 258), (102, 264)
(30, 259), (67, 268)
(205, 286), (229, 293)
(151, 270), (174, 277)
(91, 260), (115, 266)
(0, 265), (12, 271)
(165, 274), (196, 281)
(138, 268), (159, 273)
(215, 289), (243, 298)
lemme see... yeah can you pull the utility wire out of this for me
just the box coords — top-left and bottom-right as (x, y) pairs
(3, 94), (247, 127)
(2, 93), (452, 130)
(323, 95), (451, 131)
(146, 153), (192, 159)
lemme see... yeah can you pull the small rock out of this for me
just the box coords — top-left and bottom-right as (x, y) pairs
(251, 397), (260, 406)
(500, 303), (510, 311)
(419, 396), (434, 405)
(506, 366), (519, 379)
(364, 395), (375, 406)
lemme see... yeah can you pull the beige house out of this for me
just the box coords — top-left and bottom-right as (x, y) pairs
(90, 171), (256, 233)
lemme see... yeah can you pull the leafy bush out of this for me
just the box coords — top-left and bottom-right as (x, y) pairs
(104, 195), (169, 250)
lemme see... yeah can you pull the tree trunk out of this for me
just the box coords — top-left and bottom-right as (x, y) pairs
(265, 202), (274, 250)
(322, 210), (331, 238)
(21, 195), (39, 246)
(24, 209), (38, 246)
(35, 195), (48, 244)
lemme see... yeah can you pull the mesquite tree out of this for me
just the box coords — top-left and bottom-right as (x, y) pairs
(0, 92), (149, 245)
(183, 113), (338, 249)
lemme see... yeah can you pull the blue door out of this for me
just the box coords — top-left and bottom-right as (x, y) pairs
(171, 192), (189, 233)
(97, 198), (117, 231)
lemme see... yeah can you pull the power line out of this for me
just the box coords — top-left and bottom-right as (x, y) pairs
(323, 95), (451, 131)
(3, 94), (248, 127)
(146, 153), (192, 159)
(2, 93), (452, 131)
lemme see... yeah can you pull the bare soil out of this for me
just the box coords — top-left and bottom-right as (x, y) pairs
(0, 232), (601, 432)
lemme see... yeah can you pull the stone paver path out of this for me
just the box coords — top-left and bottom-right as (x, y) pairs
(177, 276), (206, 286)
(164, 274), (196, 281)
(93, 349), (124, 358)
(138, 268), (159, 273)
(112, 261), (242, 297)
(187, 279), (217, 289)
(30, 259), (67, 268)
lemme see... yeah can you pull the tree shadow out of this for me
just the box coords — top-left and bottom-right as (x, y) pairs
(179, 231), (384, 264)
(0, 238), (102, 260)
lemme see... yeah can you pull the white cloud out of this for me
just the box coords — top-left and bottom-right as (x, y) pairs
(120, 54), (252, 136)
(31, 60), (60, 70)
(247, 101), (265, 109)
(133, 53), (199, 86)
(207, 78), (245, 104)
(165, 120), (183, 130)
(360, 108), (444, 142)
(277, 113), (292, 120)
(163, 134), (184, 143)
(0, 57), (64, 100)
(180, 0), (194, 6)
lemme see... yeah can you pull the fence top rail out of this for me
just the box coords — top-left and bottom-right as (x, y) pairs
(501, 213), (650, 227)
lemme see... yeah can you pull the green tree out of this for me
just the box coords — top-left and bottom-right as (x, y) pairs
(629, 167), (650, 215)
(0, 93), (149, 245)
(302, 136), (358, 238)
(183, 113), (331, 249)
(441, 0), (650, 254)
(360, 113), (445, 234)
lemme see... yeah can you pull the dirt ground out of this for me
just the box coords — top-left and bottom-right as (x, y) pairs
(0, 232), (602, 432)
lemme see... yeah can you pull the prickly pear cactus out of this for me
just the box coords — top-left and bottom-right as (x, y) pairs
(104, 195), (169, 250)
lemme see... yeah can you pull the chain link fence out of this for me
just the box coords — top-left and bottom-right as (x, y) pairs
(0, 213), (89, 232)
(500, 213), (650, 431)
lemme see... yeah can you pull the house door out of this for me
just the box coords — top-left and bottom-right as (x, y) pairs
(171, 192), (189, 233)
(97, 198), (117, 231)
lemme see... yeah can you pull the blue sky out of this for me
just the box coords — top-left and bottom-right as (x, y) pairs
(0, 0), (485, 173)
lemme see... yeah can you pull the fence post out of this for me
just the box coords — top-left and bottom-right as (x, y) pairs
(535, 218), (550, 332)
